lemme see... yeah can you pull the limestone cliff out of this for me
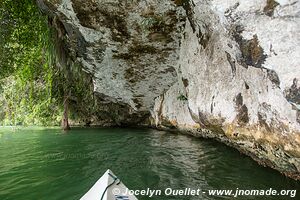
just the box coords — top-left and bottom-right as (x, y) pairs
(37, 0), (300, 179)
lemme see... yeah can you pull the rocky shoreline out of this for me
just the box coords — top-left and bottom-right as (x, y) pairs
(37, 0), (300, 180)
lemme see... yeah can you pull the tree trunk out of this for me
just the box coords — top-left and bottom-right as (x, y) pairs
(62, 95), (70, 131)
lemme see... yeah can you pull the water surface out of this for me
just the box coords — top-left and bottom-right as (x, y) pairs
(0, 127), (299, 200)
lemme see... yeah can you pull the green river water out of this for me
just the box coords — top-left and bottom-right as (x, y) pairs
(0, 127), (299, 200)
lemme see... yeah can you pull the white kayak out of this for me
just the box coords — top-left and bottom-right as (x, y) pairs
(80, 169), (138, 200)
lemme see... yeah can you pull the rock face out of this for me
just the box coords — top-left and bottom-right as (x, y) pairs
(37, 0), (300, 179)
(38, 0), (184, 125)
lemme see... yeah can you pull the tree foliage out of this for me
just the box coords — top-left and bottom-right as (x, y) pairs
(0, 0), (60, 126)
(0, 0), (97, 127)
(0, 0), (51, 77)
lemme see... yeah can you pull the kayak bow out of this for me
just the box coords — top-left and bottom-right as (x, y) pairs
(80, 169), (138, 200)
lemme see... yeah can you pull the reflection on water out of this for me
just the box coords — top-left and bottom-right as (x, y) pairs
(0, 127), (299, 200)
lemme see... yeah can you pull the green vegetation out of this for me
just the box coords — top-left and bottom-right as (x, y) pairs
(0, 0), (95, 127)
(0, 0), (59, 126)
(177, 94), (188, 101)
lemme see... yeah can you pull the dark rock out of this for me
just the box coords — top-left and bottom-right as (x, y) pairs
(225, 51), (236, 76)
(182, 78), (189, 87)
(234, 32), (267, 68)
(285, 78), (300, 104)
(263, 0), (279, 17)
(267, 69), (280, 87)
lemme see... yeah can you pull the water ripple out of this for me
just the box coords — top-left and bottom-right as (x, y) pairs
(0, 128), (299, 200)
